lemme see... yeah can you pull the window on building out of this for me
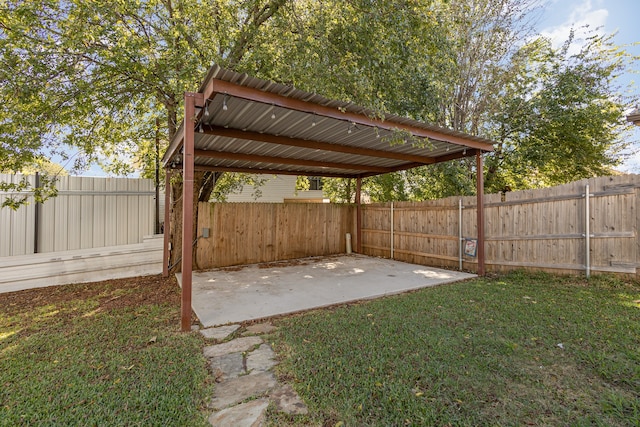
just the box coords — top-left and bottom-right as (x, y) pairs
(308, 176), (323, 191)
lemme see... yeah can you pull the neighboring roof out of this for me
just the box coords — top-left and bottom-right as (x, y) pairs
(627, 108), (640, 126)
(162, 65), (496, 178)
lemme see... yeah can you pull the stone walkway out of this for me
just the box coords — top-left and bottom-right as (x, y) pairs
(200, 323), (308, 426)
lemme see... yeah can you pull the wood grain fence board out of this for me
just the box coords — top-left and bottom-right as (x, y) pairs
(195, 202), (355, 269)
(359, 175), (640, 276)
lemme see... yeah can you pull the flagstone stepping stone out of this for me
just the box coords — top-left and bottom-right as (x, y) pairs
(208, 398), (268, 427)
(243, 323), (278, 335)
(200, 324), (240, 340)
(210, 371), (277, 410)
(203, 336), (262, 358)
(209, 352), (244, 382)
(246, 343), (277, 373)
(270, 384), (309, 415)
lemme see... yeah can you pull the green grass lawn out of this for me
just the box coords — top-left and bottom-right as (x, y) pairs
(269, 271), (640, 426)
(0, 276), (211, 427)
(2, 271), (638, 426)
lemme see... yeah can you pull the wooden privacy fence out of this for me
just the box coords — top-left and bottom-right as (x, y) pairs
(195, 202), (355, 269)
(362, 175), (640, 278)
(0, 174), (156, 257)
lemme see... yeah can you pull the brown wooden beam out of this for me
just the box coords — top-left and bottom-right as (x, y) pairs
(181, 92), (200, 332)
(356, 177), (362, 253)
(194, 149), (396, 173)
(201, 126), (437, 164)
(340, 149), (481, 179)
(476, 151), (485, 276)
(203, 79), (494, 152)
(163, 125), (184, 168)
(191, 164), (357, 179)
(433, 149), (478, 163)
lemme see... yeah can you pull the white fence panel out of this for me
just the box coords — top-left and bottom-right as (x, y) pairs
(0, 174), (36, 256)
(0, 174), (156, 257)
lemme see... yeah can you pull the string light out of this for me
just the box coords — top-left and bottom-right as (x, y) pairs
(463, 148), (467, 155)
(222, 94), (228, 111)
(204, 99), (210, 116)
(348, 122), (356, 134)
(198, 122), (203, 133)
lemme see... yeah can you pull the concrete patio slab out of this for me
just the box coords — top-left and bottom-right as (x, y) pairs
(177, 254), (475, 327)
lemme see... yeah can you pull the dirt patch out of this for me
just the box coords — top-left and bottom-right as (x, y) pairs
(0, 275), (181, 316)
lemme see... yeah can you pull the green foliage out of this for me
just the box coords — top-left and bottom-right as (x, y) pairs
(485, 31), (637, 191)
(1, 157), (67, 209)
(0, 173), (59, 210)
(1, 0), (636, 206)
(0, 0), (288, 205)
(271, 272), (640, 426)
(212, 173), (269, 201)
(18, 157), (69, 177)
(257, 0), (449, 117)
(294, 175), (310, 192)
(322, 178), (357, 203)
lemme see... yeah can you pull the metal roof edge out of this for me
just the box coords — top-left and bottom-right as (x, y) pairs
(197, 64), (497, 150)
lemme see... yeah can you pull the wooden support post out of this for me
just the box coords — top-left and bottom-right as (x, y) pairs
(162, 169), (171, 277)
(476, 151), (485, 276)
(155, 118), (161, 234)
(356, 177), (362, 253)
(180, 93), (199, 332)
(459, 198), (463, 271)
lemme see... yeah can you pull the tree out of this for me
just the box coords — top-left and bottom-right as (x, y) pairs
(485, 30), (636, 191)
(0, 0), (288, 204)
(280, 0), (637, 200)
(1, 156), (68, 209)
(2, 0), (635, 209)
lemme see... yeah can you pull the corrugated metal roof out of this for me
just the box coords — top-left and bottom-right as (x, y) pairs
(163, 64), (495, 178)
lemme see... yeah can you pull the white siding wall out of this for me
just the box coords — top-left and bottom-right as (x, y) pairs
(224, 175), (326, 203)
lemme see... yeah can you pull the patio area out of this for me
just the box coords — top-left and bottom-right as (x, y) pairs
(176, 254), (475, 327)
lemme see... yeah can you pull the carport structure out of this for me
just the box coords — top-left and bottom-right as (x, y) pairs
(162, 65), (495, 331)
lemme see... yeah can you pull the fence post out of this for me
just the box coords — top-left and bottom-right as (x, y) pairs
(459, 198), (463, 271)
(585, 184), (591, 279)
(34, 172), (40, 254)
(356, 177), (362, 253)
(390, 202), (394, 259)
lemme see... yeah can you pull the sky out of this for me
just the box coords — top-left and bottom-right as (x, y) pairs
(71, 0), (640, 177)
